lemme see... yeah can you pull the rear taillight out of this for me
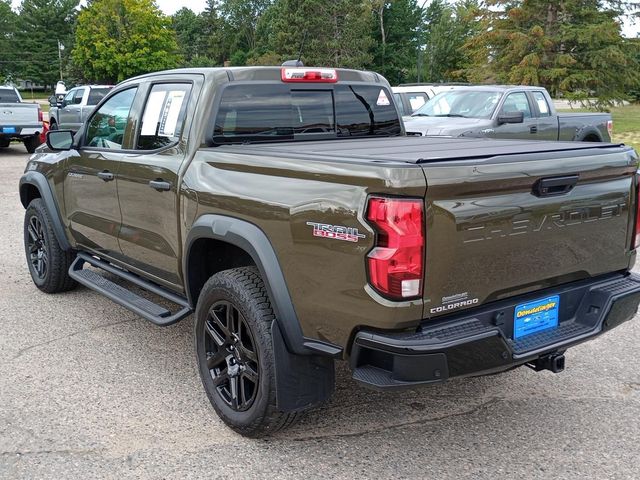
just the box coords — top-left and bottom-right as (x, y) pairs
(635, 175), (640, 249)
(38, 108), (43, 122)
(366, 197), (424, 300)
(607, 120), (613, 138)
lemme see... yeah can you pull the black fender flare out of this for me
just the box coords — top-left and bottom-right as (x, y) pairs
(184, 214), (337, 412)
(183, 214), (341, 358)
(19, 171), (72, 252)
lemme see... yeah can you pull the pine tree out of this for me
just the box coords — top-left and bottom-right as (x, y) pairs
(266, 0), (373, 69)
(14, 0), (79, 88)
(369, 0), (422, 84)
(0, 0), (17, 82)
(465, 0), (640, 105)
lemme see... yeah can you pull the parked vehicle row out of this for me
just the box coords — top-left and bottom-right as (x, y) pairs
(0, 85), (45, 153)
(48, 85), (113, 132)
(402, 85), (613, 142)
(20, 65), (640, 437)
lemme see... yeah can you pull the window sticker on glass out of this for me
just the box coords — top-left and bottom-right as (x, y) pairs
(537, 99), (549, 114)
(408, 95), (426, 111)
(158, 90), (186, 137)
(376, 89), (390, 106)
(141, 91), (168, 136)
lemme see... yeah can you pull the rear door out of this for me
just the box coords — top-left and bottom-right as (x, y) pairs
(530, 90), (558, 141)
(115, 78), (198, 288)
(63, 86), (138, 257)
(421, 148), (635, 317)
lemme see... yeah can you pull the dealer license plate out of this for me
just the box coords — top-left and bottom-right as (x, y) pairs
(2, 127), (16, 133)
(514, 295), (560, 339)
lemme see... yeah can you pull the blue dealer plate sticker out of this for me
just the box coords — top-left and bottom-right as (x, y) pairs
(514, 295), (560, 339)
(2, 127), (16, 133)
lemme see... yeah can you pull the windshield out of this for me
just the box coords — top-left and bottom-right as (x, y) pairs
(412, 90), (502, 119)
(213, 84), (402, 144)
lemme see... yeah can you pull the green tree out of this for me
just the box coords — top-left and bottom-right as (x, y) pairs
(0, 0), (17, 82)
(72, 0), (180, 83)
(266, 0), (373, 68)
(369, 0), (422, 84)
(12, 0), (79, 87)
(172, 8), (204, 64)
(420, 0), (480, 83)
(465, 0), (640, 105)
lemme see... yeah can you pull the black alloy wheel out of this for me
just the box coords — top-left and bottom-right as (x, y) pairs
(26, 214), (48, 279)
(204, 300), (260, 412)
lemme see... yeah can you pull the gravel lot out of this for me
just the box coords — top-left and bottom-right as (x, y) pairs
(1, 145), (639, 479)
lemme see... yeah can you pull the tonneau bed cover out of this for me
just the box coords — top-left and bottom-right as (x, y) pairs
(212, 136), (630, 164)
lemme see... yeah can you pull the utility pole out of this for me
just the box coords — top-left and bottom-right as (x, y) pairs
(57, 40), (64, 81)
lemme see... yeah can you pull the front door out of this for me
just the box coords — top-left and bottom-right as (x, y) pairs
(490, 91), (539, 140)
(59, 87), (85, 131)
(116, 81), (194, 288)
(63, 87), (138, 257)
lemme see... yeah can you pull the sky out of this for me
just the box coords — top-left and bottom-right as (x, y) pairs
(9, 0), (640, 38)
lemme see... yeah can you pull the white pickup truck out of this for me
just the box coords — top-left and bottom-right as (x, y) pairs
(0, 86), (44, 153)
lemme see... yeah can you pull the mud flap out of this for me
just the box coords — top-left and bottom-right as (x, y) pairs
(271, 321), (335, 413)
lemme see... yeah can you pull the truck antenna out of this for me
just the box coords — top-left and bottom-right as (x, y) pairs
(282, 32), (307, 67)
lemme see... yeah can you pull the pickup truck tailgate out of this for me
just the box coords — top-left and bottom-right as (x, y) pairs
(0, 103), (39, 127)
(422, 146), (638, 317)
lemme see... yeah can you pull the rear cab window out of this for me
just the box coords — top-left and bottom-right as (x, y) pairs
(213, 83), (401, 144)
(0, 88), (21, 103)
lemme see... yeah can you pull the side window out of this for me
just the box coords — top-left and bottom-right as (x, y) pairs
(406, 92), (428, 112)
(532, 91), (551, 117)
(393, 93), (406, 116)
(85, 88), (137, 150)
(63, 89), (76, 104)
(501, 92), (532, 119)
(137, 83), (192, 150)
(73, 88), (85, 105)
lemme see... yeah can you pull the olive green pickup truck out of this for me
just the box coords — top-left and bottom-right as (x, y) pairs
(19, 66), (640, 437)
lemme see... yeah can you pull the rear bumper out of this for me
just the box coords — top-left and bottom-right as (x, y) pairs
(1, 125), (42, 140)
(350, 273), (640, 389)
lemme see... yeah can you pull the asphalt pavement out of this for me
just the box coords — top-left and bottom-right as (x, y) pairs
(1, 145), (639, 479)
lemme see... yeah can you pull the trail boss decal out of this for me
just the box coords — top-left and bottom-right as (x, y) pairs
(306, 222), (366, 243)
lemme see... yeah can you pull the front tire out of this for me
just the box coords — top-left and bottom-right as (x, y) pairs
(195, 267), (299, 437)
(23, 198), (77, 293)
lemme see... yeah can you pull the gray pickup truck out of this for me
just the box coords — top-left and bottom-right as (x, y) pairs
(403, 86), (613, 142)
(48, 85), (113, 132)
(0, 86), (44, 153)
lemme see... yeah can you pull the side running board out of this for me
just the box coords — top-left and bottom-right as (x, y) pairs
(69, 252), (192, 326)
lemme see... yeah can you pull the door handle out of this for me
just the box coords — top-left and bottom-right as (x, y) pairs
(97, 170), (114, 182)
(149, 179), (171, 192)
(530, 125), (538, 134)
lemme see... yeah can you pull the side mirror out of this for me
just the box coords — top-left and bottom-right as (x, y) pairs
(48, 95), (56, 107)
(497, 111), (525, 125)
(46, 130), (74, 151)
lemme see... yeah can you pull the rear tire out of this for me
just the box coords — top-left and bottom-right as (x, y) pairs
(0, 139), (9, 148)
(24, 135), (41, 154)
(24, 198), (77, 293)
(195, 267), (299, 437)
